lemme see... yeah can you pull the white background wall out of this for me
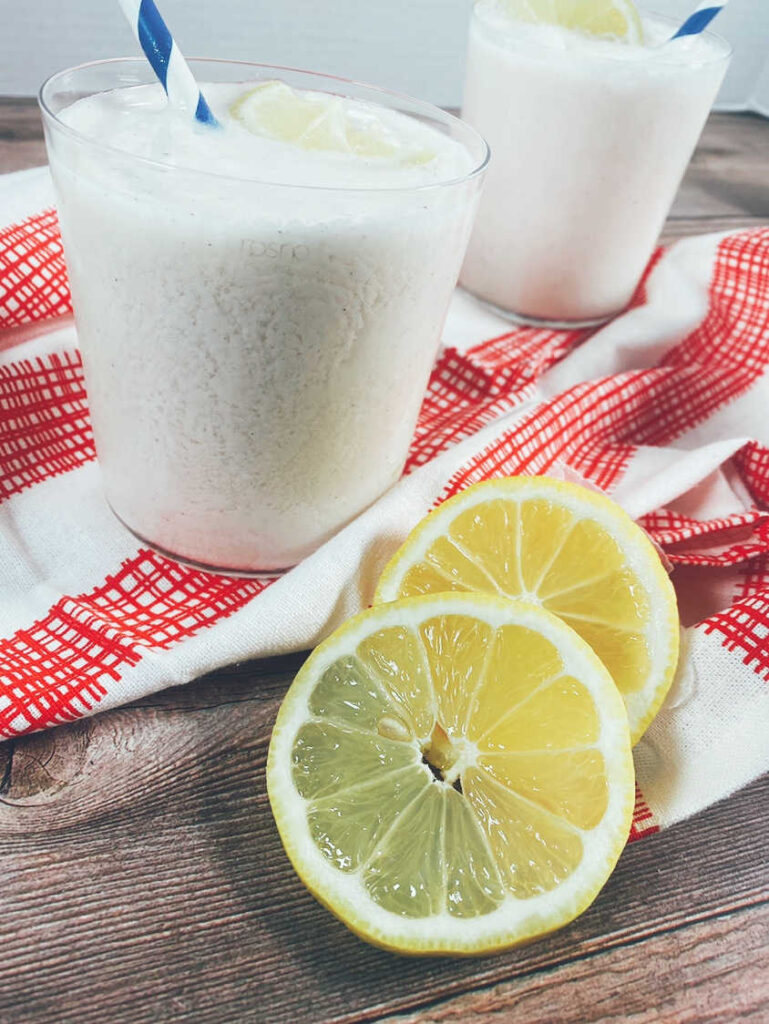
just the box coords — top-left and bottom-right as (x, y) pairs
(2, 0), (767, 111)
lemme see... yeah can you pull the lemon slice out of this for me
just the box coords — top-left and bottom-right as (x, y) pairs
(230, 80), (434, 162)
(268, 593), (634, 954)
(375, 478), (678, 744)
(492, 0), (644, 44)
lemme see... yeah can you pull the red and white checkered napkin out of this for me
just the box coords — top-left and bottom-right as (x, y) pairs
(1, 166), (768, 840)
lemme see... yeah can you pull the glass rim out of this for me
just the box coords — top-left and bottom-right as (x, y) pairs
(471, 4), (733, 66)
(39, 56), (490, 194)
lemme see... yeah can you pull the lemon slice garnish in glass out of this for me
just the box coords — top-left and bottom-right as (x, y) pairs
(492, 0), (644, 44)
(230, 80), (435, 163)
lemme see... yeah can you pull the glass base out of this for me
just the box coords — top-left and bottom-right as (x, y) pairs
(461, 286), (615, 330)
(109, 503), (293, 579)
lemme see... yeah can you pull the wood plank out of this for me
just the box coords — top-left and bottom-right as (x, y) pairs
(672, 112), (769, 218)
(0, 97), (47, 173)
(383, 902), (769, 1024)
(660, 215), (768, 241)
(0, 660), (767, 1024)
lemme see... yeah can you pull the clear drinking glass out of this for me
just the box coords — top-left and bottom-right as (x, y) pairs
(40, 59), (488, 574)
(460, 6), (731, 327)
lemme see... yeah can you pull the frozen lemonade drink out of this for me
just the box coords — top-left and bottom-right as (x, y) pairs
(460, 1), (730, 325)
(40, 61), (487, 572)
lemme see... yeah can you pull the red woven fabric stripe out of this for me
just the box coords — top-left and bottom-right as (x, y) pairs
(0, 600), (138, 735)
(703, 590), (769, 682)
(406, 251), (664, 475)
(0, 549), (268, 736)
(668, 542), (769, 568)
(86, 549), (266, 649)
(566, 439), (637, 493)
(663, 231), (769, 384)
(442, 369), (667, 498)
(407, 347), (526, 473)
(442, 229), (769, 501)
(629, 786), (660, 842)
(640, 508), (769, 567)
(733, 551), (769, 603)
(0, 350), (92, 500)
(0, 209), (71, 328)
(407, 327), (584, 472)
(640, 507), (768, 547)
(698, 552), (769, 678)
(736, 442), (769, 506)
(465, 324), (582, 375)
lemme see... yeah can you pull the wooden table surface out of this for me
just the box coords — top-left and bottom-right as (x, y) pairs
(1, 99), (768, 1024)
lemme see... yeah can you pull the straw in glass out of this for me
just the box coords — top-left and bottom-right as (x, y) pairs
(116, 0), (219, 125)
(671, 2), (727, 41)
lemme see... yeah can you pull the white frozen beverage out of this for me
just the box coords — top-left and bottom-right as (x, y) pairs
(460, 3), (730, 325)
(40, 61), (487, 572)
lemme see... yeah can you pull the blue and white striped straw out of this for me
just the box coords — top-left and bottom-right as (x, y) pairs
(671, 2), (727, 41)
(117, 0), (218, 126)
